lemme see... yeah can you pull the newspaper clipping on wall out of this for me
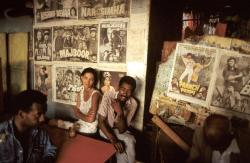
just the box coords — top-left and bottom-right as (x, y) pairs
(167, 43), (217, 106)
(34, 28), (52, 61)
(53, 65), (84, 105)
(53, 25), (98, 62)
(99, 22), (127, 63)
(99, 70), (126, 94)
(34, 64), (52, 96)
(34, 0), (77, 23)
(211, 52), (250, 114)
(78, 0), (130, 19)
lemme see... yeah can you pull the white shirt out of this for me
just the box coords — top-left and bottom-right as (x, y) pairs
(212, 139), (240, 163)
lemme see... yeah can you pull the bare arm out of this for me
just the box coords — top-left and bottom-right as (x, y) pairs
(204, 58), (213, 68)
(98, 114), (125, 153)
(228, 72), (243, 80)
(181, 55), (186, 63)
(74, 92), (100, 123)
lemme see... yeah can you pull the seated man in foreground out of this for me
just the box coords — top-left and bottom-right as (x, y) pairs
(98, 76), (138, 163)
(187, 114), (250, 163)
(0, 90), (57, 163)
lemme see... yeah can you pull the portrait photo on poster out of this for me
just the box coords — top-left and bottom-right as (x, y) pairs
(53, 65), (85, 105)
(211, 52), (250, 114)
(34, 27), (53, 61)
(99, 70), (126, 94)
(99, 22), (127, 63)
(78, 0), (130, 20)
(34, 63), (52, 96)
(34, 0), (77, 23)
(53, 25), (98, 62)
(167, 43), (218, 106)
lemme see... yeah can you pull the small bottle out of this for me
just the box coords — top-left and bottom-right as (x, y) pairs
(68, 127), (76, 138)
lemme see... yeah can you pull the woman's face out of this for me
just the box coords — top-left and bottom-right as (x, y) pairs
(39, 68), (45, 74)
(81, 72), (94, 89)
(37, 31), (42, 40)
(104, 77), (111, 86)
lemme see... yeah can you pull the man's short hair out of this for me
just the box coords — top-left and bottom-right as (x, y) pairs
(187, 53), (193, 57)
(227, 57), (236, 63)
(204, 114), (230, 129)
(203, 114), (232, 149)
(119, 76), (136, 92)
(12, 90), (47, 115)
(44, 30), (50, 36)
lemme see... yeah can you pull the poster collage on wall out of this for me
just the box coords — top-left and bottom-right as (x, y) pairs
(32, 0), (130, 105)
(169, 43), (250, 120)
(150, 42), (250, 128)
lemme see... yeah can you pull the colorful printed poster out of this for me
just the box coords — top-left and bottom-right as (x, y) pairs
(53, 65), (84, 105)
(211, 52), (250, 114)
(167, 43), (217, 106)
(34, 64), (52, 95)
(53, 25), (98, 62)
(34, 0), (77, 23)
(34, 28), (52, 61)
(78, 0), (130, 19)
(99, 22), (127, 63)
(99, 70), (126, 94)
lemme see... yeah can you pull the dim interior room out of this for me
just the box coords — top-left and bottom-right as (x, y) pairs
(0, 0), (250, 163)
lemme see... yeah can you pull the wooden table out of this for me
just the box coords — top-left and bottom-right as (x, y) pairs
(43, 125), (116, 163)
(57, 134), (116, 163)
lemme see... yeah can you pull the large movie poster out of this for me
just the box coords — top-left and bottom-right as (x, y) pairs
(53, 25), (98, 62)
(211, 53), (250, 114)
(99, 22), (127, 63)
(167, 43), (217, 105)
(34, 0), (77, 23)
(99, 70), (126, 94)
(53, 65), (84, 105)
(34, 64), (52, 95)
(34, 28), (52, 61)
(78, 0), (130, 19)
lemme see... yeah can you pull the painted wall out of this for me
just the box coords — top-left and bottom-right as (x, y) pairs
(8, 33), (28, 94)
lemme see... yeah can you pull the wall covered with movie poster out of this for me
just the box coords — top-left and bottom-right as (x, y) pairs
(30, 0), (151, 130)
(150, 37), (250, 129)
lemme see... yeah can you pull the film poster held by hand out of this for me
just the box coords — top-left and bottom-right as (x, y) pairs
(78, 0), (130, 20)
(167, 43), (217, 106)
(211, 52), (250, 114)
(34, 0), (77, 23)
(99, 22), (127, 63)
(34, 28), (52, 61)
(34, 64), (52, 96)
(53, 25), (98, 62)
(53, 65), (84, 105)
(99, 70), (126, 94)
